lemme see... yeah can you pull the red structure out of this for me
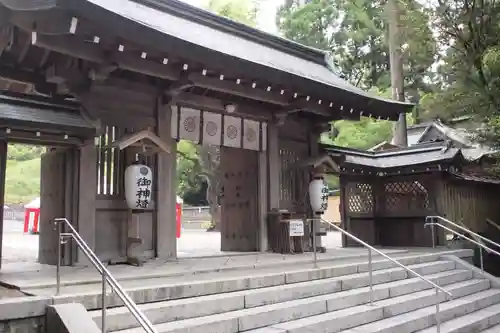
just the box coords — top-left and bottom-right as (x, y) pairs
(23, 197), (40, 234)
(176, 196), (183, 239)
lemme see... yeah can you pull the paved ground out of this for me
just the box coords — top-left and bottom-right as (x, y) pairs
(1, 219), (343, 264)
(2, 219), (38, 264)
(177, 229), (343, 257)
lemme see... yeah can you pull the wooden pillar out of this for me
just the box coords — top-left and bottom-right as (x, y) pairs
(77, 140), (97, 263)
(258, 150), (269, 252)
(0, 140), (7, 269)
(156, 103), (177, 260)
(339, 176), (348, 247)
(268, 122), (280, 210)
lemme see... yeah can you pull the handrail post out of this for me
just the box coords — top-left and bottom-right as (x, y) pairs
(368, 248), (373, 305)
(56, 221), (62, 296)
(480, 247), (484, 274)
(436, 288), (441, 333)
(312, 217), (317, 265)
(102, 273), (107, 333)
(431, 217), (436, 248)
(53, 218), (158, 333)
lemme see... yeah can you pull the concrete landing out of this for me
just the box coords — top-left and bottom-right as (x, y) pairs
(0, 247), (411, 292)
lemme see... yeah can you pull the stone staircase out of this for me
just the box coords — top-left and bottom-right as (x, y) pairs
(77, 250), (500, 333)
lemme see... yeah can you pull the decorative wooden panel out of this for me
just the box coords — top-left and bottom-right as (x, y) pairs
(279, 142), (308, 211)
(170, 106), (267, 151)
(346, 182), (374, 215)
(384, 180), (430, 214)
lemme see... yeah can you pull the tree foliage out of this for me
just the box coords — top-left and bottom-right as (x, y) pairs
(277, 0), (436, 92)
(204, 0), (260, 26)
(418, 0), (500, 146)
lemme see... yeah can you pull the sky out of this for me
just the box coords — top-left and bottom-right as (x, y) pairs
(181, 0), (284, 34)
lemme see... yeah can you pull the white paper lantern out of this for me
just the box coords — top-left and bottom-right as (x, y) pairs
(125, 164), (153, 210)
(309, 175), (329, 215)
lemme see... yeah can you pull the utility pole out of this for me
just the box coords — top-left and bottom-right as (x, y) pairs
(387, 0), (408, 147)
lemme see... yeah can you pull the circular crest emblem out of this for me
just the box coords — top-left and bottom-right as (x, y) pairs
(183, 117), (197, 133)
(227, 125), (238, 139)
(139, 167), (149, 176)
(206, 121), (218, 136)
(245, 128), (257, 142)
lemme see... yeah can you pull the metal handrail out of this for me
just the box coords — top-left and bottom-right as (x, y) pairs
(300, 218), (451, 333)
(425, 216), (500, 274)
(54, 218), (157, 333)
(426, 216), (500, 251)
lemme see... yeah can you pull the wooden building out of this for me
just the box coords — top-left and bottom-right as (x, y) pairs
(0, 0), (412, 267)
(324, 142), (500, 248)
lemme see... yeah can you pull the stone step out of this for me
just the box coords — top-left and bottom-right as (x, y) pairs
(414, 302), (500, 332)
(247, 279), (491, 333)
(92, 267), (470, 332)
(114, 270), (481, 333)
(50, 253), (452, 310)
(480, 320), (500, 333)
(20, 250), (424, 292)
(335, 285), (500, 333)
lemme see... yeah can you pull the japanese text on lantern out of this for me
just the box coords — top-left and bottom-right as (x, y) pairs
(135, 176), (152, 209)
(320, 180), (329, 212)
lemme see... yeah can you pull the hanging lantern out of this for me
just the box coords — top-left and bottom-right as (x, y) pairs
(125, 163), (153, 210)
(309, 174), (329, 215)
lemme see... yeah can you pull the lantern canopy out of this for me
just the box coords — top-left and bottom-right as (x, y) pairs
(125, 164), (153, 210)
(309, 175), (329, 215)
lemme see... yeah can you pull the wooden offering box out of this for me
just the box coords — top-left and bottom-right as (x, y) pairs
(268, 210), (305, 254)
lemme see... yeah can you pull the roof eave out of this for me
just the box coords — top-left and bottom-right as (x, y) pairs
(51, 0), (412, 118)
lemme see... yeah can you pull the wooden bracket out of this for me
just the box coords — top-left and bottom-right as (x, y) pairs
(166, 76), (195, 96)
(88, 62), (118, 82)
(111, 128), (171, 155)
(291, 154), (341, 174)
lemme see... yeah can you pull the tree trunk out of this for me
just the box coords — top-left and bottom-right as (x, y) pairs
(387, 0), (408, 147)
(198, 144), (221, 231)
(205, 175), (221, 231)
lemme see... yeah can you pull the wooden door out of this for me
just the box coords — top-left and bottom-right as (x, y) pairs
(220, 147), (259, 252)
(39, 148), (78, 265)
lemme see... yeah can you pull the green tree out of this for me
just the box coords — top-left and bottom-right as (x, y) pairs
(176, 140), (204, 200)
(7, 144), (45, 161)
(419, 0), (500, 146)
(277, 0), (436, 92)
(277, 0), (431, 152)
(204, 0), (260, 26)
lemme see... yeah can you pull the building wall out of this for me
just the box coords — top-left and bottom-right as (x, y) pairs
(323, 195), (341, 225)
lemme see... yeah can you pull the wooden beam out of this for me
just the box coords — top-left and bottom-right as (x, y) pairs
(31, 35), (337, 119)
(0, 130), (84, 146)
(171, 91), (273, 121)
(188, 74), (337, 118)
(10, 11), (76, 35)
(32, 34), (181, 81)
(188, 73), (289, 105)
